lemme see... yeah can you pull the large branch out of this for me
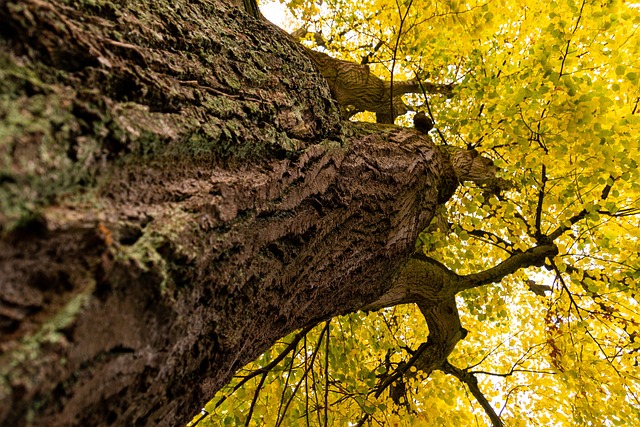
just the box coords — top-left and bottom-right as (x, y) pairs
(386, 79), (455, 97)
(307, 50), (456, 123)
(364, 243), (558, 403)
(456, 244), (559, 292)
(372, 298), (464, 396)
(365, 243), (558, 312)
(290, 28), (454, 123)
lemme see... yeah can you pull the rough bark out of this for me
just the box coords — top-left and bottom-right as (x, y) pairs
(0, 1), (456, 426)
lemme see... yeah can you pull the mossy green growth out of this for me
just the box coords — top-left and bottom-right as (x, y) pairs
(0, 51), (88, 231)
(114, 209), (198, 293)
(0, 287), (93, 392)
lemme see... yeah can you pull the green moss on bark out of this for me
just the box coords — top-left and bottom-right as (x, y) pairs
(0, 0), (340, 232)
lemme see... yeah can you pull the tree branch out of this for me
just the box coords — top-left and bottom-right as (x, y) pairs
(534, 164), (547, 240)
(387, 79), (455, 97)
(245, 371), (268, 426)
(373, 340), (428, 398)
(548, 179), (615, 241)
(373, 296), (467, 406)
(467, 228), (515, 254)
(276, 322), (331, 427)
(389, 0), (414, 121)
(456, 244), (559, 292)
(440, 361), (504, 427)
(215, 323), (317, 409)
(413, 70), (451, 145)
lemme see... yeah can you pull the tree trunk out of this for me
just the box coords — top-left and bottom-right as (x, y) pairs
(0, 0), (454, 425)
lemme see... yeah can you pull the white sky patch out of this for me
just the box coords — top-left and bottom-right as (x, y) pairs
(260, 0), (292, 28)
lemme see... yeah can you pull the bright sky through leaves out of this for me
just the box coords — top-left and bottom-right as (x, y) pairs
(193, 0), (640, 425)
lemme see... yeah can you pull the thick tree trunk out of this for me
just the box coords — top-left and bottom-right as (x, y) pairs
(0, 1), (454, 425)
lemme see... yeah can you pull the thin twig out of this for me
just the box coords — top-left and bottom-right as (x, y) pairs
(374, 342), (429, 398)
(275, 322), (331, 427)
(245, 371), (268, 426)
(547, 179), (616, 241)
(389, 0), (414, 120)
(324, 321), (330, 426)
(441, 361), (504, 427)
(214, 323), (317, 409)
(534, 164), (547, 240)
(413, 69), (449, 145)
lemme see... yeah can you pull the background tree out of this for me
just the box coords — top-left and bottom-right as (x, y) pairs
(0, 1), (638, 427)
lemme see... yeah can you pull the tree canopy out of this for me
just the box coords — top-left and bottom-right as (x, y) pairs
(196, 0), (640, 425)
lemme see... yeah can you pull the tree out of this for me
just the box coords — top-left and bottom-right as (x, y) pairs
(0, 1), (463, 425)
(0, 2), (637, 427)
